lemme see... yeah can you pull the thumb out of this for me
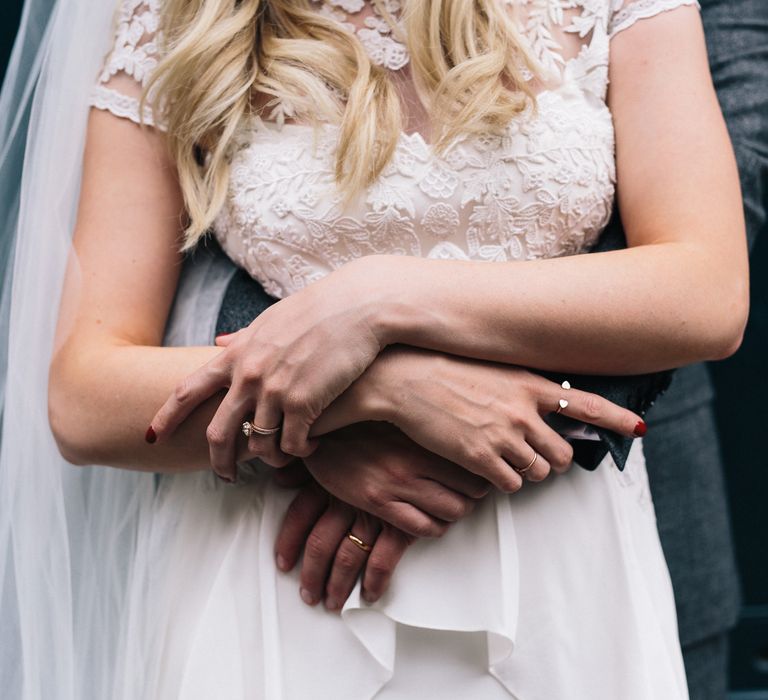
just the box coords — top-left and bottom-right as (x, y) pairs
(214, 330), (241, 347)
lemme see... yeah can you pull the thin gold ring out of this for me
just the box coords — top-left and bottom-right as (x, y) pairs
(516, 451), (538, 475)
(242, 421), (281, 437)
(347, 532), (373, 553)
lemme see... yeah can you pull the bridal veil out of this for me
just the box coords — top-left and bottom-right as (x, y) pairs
(0, 1), (160, 696)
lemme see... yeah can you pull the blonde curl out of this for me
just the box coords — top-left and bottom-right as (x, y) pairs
(144, 0), (540, 249)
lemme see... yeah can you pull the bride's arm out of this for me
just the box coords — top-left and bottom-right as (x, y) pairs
(360, 8), (748, 375)
(149, 8), (747, 466)
(48, 109), (227, 470)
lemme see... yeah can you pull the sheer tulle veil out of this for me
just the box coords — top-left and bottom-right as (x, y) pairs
(0, 1), (158, 697)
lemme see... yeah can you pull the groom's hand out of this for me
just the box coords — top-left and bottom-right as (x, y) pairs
(275, 477), (413, 609)
(302, 422), (490, 538)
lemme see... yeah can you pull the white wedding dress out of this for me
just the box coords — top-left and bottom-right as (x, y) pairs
(89, 1), (699, 698)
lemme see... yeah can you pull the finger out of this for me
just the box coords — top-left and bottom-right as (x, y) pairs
(362, 527), (411, 603)
(214, 329), (245, 347)
(300, 500), (355, 607)
(150, 360), (229, 441)
(526, 421), (575, 475)
(379, 501), (450, 539)
(539, 384), (644, 437)
(275, 484), (328, 572)
(247, 402), (290, 468)
(461, 446), (523, 493)
(280, 411), (320, 459)
(324, 513), (381, 612)
(501, 440), (551, 483)
(418, 458), (491, 499)
(401, 479), (476, 523)
(207, 392), (251, 482)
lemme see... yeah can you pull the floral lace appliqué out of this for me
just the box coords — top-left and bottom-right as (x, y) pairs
(312, 0), (409, 70)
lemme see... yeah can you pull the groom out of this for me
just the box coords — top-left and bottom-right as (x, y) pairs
(174, 0), (768, 696)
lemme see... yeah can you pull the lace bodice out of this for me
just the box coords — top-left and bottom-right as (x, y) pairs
(91, 0), (699, 298)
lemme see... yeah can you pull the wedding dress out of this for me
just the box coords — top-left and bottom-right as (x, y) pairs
(5, 0), (700, 697)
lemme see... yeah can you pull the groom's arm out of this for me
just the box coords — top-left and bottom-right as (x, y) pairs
(211, 228), (668, 472)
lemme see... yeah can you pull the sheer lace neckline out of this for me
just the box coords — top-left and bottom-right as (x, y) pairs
(311, 0), (409, 71)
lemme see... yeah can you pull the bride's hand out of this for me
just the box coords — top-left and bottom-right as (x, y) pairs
(274, 471), (413, 610)
(301, 422), (489, 538)
(314, 346), (647, 493)
(148, 259), (392, 481)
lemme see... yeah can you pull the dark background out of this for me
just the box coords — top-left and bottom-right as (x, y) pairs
(1, 3), (766, 696)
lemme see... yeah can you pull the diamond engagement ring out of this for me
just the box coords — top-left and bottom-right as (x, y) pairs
(242, 421), (281, 437)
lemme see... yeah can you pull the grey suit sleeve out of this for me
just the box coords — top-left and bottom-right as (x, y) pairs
(701, 0), (768, 252)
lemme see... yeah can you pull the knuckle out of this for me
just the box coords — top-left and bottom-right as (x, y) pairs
(247, 439), (269, 457)
(334, 548), (359, 573)
(174, 379), (192, 405)
(205, 425), (228, 448)
(304, 532), (330, 561)
(362, 485), (389, 510)
(556, 444), (574, 468)
(366, 555), (393, 579)
(325, 581), (346, 601)
(445, 499), (469, 521)
(507, 407), (532, 430)
(283, 390), (309, 416)
(582, 394), (604, 421)
(285, 496), (312, 523)
(280, 437), (310, 458)
(260, 377), (284, 402)
(240, 359), (265, 386)
(412, 520), (445, 539)
(502, 472), (523, 493)
(465, 444), (494, 472)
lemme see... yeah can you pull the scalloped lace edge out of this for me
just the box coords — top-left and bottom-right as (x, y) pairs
(88, 85), (162, 130)
(609, 0), (700, 39)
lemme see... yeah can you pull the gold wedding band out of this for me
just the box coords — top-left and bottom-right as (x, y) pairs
(516, 451), (539, 475)
(242, 421), (281, 437)
(347, 532), (373, 553)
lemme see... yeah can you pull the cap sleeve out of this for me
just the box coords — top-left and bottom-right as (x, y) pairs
(89, 0), (165, 129)
(608, 0), (700, 40)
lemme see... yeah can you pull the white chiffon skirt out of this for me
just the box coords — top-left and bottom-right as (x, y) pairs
(114, 439), (689, 700)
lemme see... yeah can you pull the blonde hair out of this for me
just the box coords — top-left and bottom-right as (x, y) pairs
(146, 0), (539, 250)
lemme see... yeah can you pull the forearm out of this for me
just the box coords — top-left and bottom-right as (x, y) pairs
(370, 241), (748, 376)
(49, 339), (224, 471)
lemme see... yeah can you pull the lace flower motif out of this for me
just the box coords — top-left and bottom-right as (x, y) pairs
(311, 0), (409, 71)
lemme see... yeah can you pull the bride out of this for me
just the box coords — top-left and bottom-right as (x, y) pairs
(0, 0), (747, 698)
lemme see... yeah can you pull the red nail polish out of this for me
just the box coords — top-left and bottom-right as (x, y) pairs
(633, 420), (648, 437)
(145, 426), (157, 444)
(216, 473), (234, 484)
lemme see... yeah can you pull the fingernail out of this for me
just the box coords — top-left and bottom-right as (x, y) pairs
(325, 598), (340, 611)
(300, 588), (316, 606)
(145, 426), (157, 444)
(362, 591), (377, 603)
(276, 554), (289, 571)
(215, 333), (230, 343)
(633, 420), (648, 437)
(215, 473), (234, 484)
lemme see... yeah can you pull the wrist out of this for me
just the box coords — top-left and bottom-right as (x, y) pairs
(349, 357), (397, 423)
(354, 255), (424, 348)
